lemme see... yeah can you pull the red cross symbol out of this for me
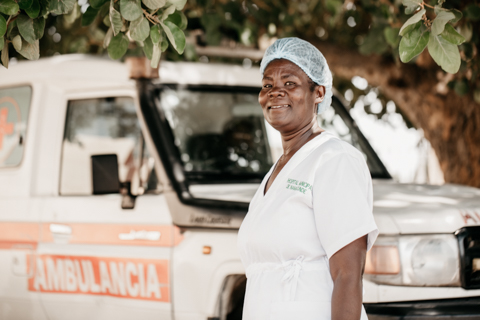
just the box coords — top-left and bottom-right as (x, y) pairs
(0, 107), (14, 150)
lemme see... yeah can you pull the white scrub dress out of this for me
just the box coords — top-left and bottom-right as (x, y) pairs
(237, 131), (379, 320)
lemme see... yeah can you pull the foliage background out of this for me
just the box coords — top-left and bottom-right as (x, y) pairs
(1, 0), (479, 187)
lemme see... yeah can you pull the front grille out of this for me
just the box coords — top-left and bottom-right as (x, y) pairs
(456, 226), (480, 289)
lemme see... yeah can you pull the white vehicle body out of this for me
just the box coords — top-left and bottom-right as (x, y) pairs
(0, 55), (479, 320)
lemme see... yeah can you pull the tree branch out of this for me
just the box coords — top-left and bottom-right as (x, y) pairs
(143, 9), (159, 24)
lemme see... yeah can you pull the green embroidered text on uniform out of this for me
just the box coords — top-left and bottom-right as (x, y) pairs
(286, 178), (312, 194)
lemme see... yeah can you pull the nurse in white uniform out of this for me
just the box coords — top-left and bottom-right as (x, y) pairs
(237, 38), (379, 320)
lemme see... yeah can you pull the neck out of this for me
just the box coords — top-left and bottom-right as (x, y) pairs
(280, 117), (323, 157)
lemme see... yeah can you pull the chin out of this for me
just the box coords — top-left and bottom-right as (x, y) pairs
(267, 119), (292, 133)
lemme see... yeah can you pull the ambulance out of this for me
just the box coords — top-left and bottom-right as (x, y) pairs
(0, 55), (479, 320)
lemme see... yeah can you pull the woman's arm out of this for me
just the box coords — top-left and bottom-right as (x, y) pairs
(329, 235), (368, 320)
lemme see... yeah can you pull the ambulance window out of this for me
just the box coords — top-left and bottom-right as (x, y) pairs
(60, 97), (159, 195)
(0, 86), (32, 168)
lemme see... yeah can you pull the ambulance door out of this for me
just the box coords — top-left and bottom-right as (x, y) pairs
(36, 95), (174, 320)
(0, 86), (48, 320)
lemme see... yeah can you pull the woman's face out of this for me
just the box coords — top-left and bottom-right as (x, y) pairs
(259, 59), (324, 134)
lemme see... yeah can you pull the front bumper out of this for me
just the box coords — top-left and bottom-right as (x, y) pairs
(365, 297), (480, 319)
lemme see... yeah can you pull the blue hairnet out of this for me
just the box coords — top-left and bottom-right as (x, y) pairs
(260, 37), (333, 114)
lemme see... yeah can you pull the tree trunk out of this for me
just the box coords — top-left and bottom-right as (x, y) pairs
(311, 40), (480, 188)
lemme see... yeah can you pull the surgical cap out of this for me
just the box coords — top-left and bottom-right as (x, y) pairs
(260, 37), (333, 114)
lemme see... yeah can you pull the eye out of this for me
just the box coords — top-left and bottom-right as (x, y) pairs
(285, 81), (295, 86)
(262, 84), (272, 89)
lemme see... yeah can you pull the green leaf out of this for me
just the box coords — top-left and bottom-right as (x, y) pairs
(160, 20), (185, 54)
(399, 8), (425, 36)
(12, 35), (22, 51)
(150, 25), (162, 44)
(17, 14), (36, 44)
(39, 2), (48, 17)
(108, 32), (129, 59)
(427, 33), (461, 74)
(119, 0), (142, 21)
(166, 0), (186, 10)
(384, 27), (400, 48)
(17, 38), (39, 60)
(18, 0), (33, 10)
(405, 6), (419, 15)
(48, 0), (76, 14)
(82, 6), (99, 26)
(98, 1), (110, 17)
(110, 5), (123, 36)
(450, 9), (463, 24)
(402, 0), (421, 14)
(431, 11), (455, 36)
(143, 35), (153, 59)
(160, 34), (168, 51)
(151, 43), (161, 68)
(90, 0), (109, 9)
(9, 26), (20, 39)
(6, 20), (16, 38)
(164, 11), (187, 30)
(0, 37), (4, 51)
(142, 0), (166, 10)
(63, 3), (79, 24)
(33, 17), (45, 40)
(399, 22), (429, 62)
(160, 4), (175, 21)
(0, 15), (6, 38)
(25, 0), (40, 18)
(441, 24), (465, 45)
(103, 27), (113, 48)
(434, 5), (442, 15)
(465, 4), (480, 22)
(1, 42), (9, 68)
(458, 22), (472, 42)
(103, 14), (111, 27)
(0, 0), (19, 15)
(130, 16), (149, 42)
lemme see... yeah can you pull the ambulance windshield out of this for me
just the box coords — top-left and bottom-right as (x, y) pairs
(160, 86), (273, 183)
(158, 85), (390, 184)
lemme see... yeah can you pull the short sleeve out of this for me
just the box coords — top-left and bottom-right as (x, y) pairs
(312, 151), (378, 259)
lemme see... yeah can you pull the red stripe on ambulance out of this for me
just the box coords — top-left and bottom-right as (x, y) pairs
(28, 255), (170, 302)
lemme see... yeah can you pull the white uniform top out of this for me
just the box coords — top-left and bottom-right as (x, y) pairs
(237, 131), (379, 320)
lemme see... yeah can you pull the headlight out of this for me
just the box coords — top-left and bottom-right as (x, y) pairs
(364, 234), (460, 286)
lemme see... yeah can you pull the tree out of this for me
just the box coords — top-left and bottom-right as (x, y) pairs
(1, 0), (479, 187)
(0, 0), (188, 68)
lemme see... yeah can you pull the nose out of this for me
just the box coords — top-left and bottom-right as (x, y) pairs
(268, 85), (285, 98)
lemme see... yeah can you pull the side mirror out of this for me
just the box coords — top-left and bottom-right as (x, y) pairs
(91, 154), (120, 195)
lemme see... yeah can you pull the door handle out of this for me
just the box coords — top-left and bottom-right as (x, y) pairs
(49, 223), (72, 235)
(11, 244), (34, 277)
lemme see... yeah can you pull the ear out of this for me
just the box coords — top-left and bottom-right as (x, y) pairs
(314, 85), (326, 104)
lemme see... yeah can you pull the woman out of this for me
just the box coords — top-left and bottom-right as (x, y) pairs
(237, 37), (378, 320)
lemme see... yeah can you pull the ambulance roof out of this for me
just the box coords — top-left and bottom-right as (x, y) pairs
(0, 55), (262, 89)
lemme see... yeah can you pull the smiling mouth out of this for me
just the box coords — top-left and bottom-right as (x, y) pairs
(269, 104), (290, 110)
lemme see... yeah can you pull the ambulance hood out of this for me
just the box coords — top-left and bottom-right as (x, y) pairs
(188, 179), (480, 235)
(371, 179), (480, 235)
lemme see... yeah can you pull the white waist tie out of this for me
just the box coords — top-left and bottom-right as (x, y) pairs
(281, 255), (305, 301)
(245, 256), (329, 301)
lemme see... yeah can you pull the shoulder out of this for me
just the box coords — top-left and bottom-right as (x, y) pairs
(310, 132), (365, 165)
